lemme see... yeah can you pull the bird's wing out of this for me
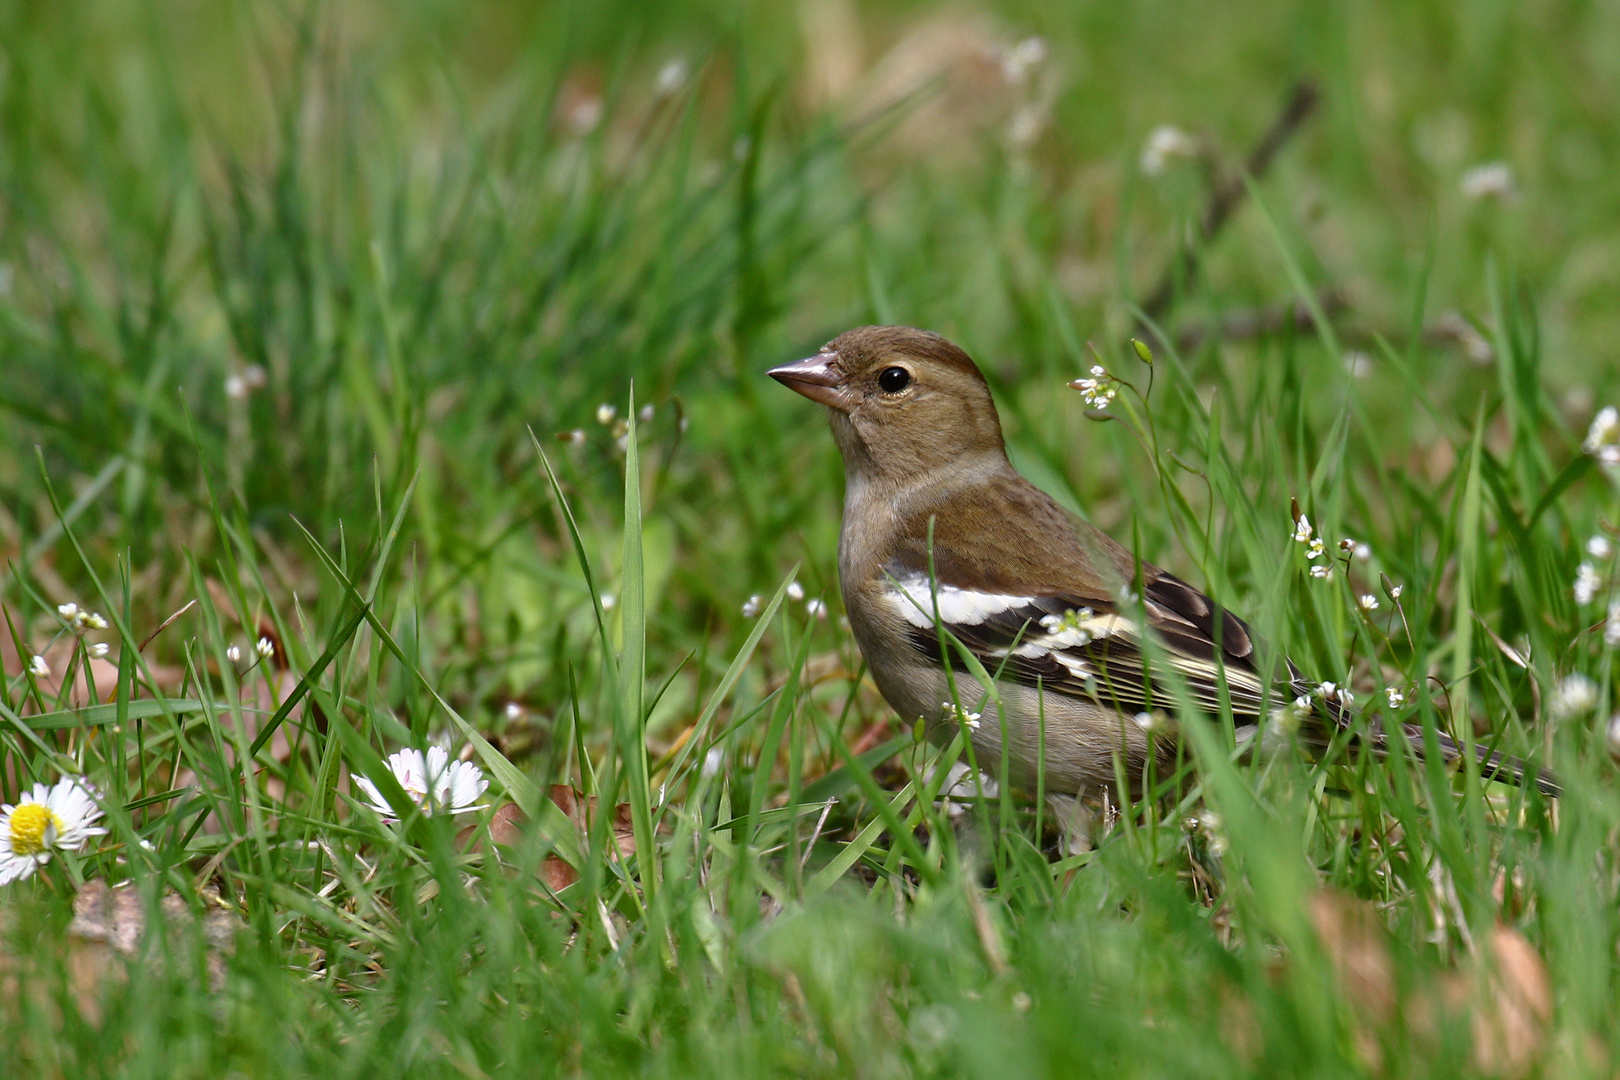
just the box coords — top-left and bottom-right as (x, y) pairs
(879, 566), (1298, 723)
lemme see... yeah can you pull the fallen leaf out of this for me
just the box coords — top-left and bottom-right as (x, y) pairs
(1441, 925), (1553, 1079)
(1308, 889), (1397, 1025)
(458, 786), (639, 894)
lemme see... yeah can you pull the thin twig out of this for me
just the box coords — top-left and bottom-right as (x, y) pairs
(1172, 288), (1345, 353)
(1138, 79), (1321, 328)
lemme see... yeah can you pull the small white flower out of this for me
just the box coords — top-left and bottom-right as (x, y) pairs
(1607, 602), (1620, 650)
(1310, 565), (1332, 579)
(81, 612), (107, 630)
(353, 747), (489, 821)
(1140, 125), (1199, 176)
(1306, 537), (1326, 560)
(804, 598), (828, 619)
(1589, 535), (1614, 560)
(1292, 514), (1314, 545)
(1133, 711), (1162, 734)
(596, 403), (617, 426)
(28, 655), (49, 678)
(503, 701), (524, 721)
(599, 592), (616, 611)
(1355, 543), (1372, 561)
(1194, 808), (1228, 855)
(226, 645), (242, 663)
(1040, 607), (1095, 641)
(1007, 105), (1044, 148)
(1339, 538), (1357, 553)
(655, 58), (688, 96)
(255, 637), (274, 659)
(638, 403), (655, 423)
(225, 374), (248, 399)
(1359, 594), (1379, 612)
(1070, 365), (1119, 409)
(1344, 352), (1373, 378)
(1575, 562), (1603, 605)
(942, 702), (982, 730)
(1585, 406), (1620, 466)
(566, 95), (603, 135)
(1460, 161), (1516, 201)
(701, 747), (724, 778)
(1317, 682), (1354, 708)
(57, 602), (78, 620)
(786, 580), (805, 602)
(741, 594), (764, 618)
(1549, 674), (1599, 720)
(0, 778), (108, 885)
(1385, 687), (1406, 709)
(89, 643), (109, 659)
(566, 428), (587, 446)
(999, 35), (1047, 84)
(1390, 584), (1404, 600)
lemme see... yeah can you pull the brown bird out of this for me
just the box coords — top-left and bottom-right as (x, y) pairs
(769, 324), (1557, 799)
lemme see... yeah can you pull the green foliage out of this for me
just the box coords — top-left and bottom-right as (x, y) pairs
(2, 2), (1619, 1077)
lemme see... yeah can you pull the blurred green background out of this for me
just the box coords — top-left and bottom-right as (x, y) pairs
(5, 1), (1617, 585)
(3, 3), (1619, 1076)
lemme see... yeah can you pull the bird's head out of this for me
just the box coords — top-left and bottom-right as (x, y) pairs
(768, 325), (1006, 485)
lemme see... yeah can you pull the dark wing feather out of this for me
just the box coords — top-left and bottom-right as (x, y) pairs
(903, 586), (1277, 722)
(888, 563), (1560, 796)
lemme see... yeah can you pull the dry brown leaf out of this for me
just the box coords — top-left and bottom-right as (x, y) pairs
(1307, 889), (1397, 1069)
(1438, 925), (1553, 1079)
(457, 786), (639, 895)
(1308, 889), (1398, 1025)
(1304, 889), (1551, 1077)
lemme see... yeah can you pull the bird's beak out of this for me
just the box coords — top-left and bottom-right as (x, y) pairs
(768, 351), (851, 412)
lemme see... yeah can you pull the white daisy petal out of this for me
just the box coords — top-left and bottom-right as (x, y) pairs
(0, 776), (106, 883)
(352, 774), (395, 819)
(356, 747), (489, 820)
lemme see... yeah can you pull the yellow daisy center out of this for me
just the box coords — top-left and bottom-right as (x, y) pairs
(8, 803), (63, 857)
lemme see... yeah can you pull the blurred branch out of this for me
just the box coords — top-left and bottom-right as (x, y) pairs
(1171, 290), (1502, 369)
(1138, 79), (1321, 330)
(1171, 288), (1345, 353)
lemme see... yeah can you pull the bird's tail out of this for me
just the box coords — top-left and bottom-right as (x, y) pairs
(1288, 674), (1559, 797)
(1415, 726), (1560, 798)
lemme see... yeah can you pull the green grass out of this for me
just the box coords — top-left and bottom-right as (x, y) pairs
(2, 1), (1619, 1076)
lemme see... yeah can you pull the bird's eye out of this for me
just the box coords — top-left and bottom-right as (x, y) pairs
(877, 366), (911, 394)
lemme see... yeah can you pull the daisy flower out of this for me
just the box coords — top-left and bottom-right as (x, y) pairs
(353, 746), (489, 821)
(0, 778), (108, 885)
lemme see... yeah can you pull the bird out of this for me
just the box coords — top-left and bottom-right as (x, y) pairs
(768, 324), (1558, 800)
